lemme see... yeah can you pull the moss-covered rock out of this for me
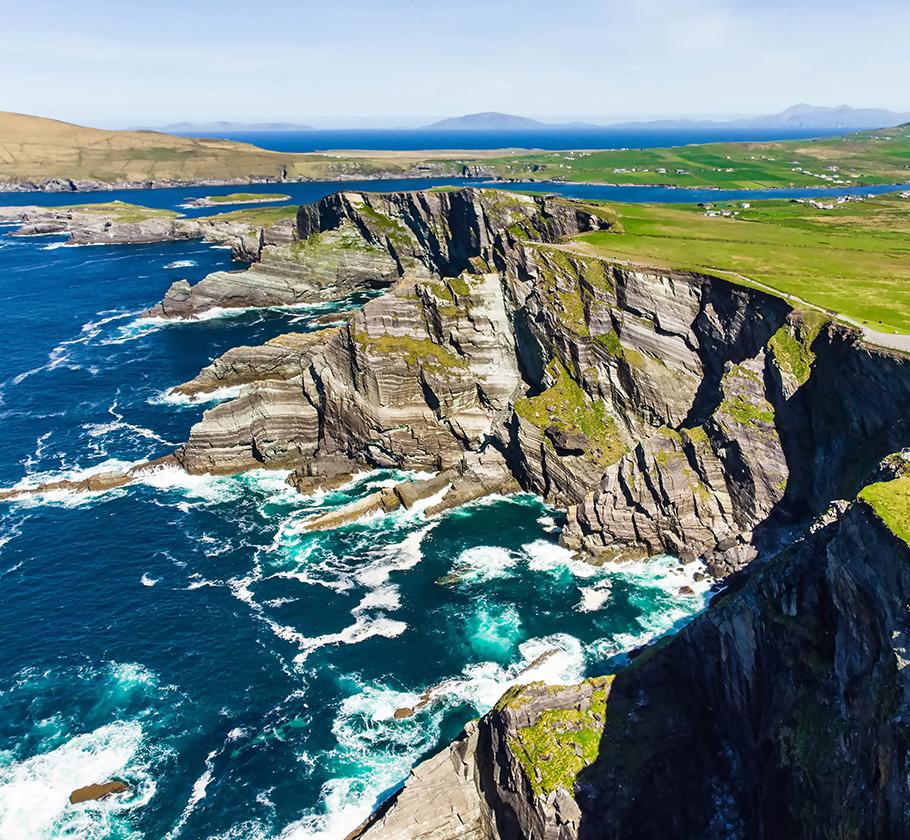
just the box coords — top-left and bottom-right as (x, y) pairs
(506, 676), (614, 797)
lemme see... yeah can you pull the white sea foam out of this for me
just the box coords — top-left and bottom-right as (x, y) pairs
(578, 579), (613, 612)
(140, 573), (159, 587)
(165, 747), (218, 840)
(164, 259), (197, 269)
(450, 545), (517, 583)
(281, 633), (586, 839)
(149, 384), (245, 407)
(290, 610), (408, 665)
(1, 458), (138, 508)
(0, 721), (154, 840)
(523, 538), (597, 578)
(584, 555), (714, 659)
(7, 310), (140, 386)
(83, 397), (178, 454)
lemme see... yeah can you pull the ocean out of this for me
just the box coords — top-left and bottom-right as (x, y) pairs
(1, 169), (899, 839)
(167, 126), (853, 153)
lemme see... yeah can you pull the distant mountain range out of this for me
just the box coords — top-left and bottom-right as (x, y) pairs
(142, 121), (314, 132)
(424, 105), (910, 132)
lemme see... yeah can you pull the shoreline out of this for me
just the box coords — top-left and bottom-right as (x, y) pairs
(4, 172), (908, 198)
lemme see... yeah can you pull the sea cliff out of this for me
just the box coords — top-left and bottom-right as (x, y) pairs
(5, 187), (910, 836)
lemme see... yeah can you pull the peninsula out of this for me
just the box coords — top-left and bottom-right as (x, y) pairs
(3, 111), (910, 193)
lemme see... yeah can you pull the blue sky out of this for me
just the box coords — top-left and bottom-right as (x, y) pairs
(2, 0), (908, 127)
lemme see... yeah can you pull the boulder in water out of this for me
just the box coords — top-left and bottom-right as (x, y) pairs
(69, 780), (129, 804)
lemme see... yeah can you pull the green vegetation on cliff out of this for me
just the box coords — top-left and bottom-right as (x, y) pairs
(860, 475), (910, 545)
(505, 677), (613, 797)
(578, 193), (910, 334)
(514, 360), (627, 466)
(197, 205), (298, 227)
(353, 329), (468, 372)
(204, 192), (288, 204)
(769, 311), (830, 385)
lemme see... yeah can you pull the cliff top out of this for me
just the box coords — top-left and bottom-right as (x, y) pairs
(572, 193), (910, 336)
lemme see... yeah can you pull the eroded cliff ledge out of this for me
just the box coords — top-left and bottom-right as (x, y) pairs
(357, 476), (910, 840)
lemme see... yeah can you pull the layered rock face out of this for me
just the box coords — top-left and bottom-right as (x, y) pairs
(162, 187), (910, 838)
(150, 187), (610, 319)
(173, 187), (910, 579)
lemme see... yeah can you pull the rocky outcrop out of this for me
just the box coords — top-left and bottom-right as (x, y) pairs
(0, 203), (295, 262)
(350, 722), (490, 840)
(69, 780), (130, 804)
(148, 188), (611, 320)
(0, 455), (177, 503)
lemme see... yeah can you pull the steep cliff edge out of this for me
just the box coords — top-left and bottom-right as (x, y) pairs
(358, 466), (910, 839)
(6, 185), (910, 835)
(163, 188), (910, 838)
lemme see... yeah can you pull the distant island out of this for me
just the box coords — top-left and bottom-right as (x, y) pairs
(426, 104), (910, 131)
(425, 112), (599, 130)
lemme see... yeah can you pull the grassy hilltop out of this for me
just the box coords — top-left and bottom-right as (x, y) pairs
(572, 192), (910, 334)
(0, 112), (491, 186)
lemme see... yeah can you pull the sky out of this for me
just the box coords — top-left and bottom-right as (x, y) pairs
(2, 0), (908, 128)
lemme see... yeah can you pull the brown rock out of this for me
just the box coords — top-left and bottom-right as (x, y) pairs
(69, 780), (129, 804)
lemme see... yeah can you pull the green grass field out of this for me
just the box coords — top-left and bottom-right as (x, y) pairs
(482, 125), (910, 189)
(574, 192), (910, 333)
(59, 201), (179, 223)
(204, 192), (289, 204)
(196, 205), (299, 226)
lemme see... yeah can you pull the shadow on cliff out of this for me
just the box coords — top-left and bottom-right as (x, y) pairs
(748, 324), (910, 569)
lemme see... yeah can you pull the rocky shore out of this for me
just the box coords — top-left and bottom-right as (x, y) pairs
(6, 186), (910, 837)
(0, 201), (295, 264)
(0, 164), (497, 195)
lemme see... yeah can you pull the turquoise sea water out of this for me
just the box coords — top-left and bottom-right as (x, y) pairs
(0, 181), (717, 838)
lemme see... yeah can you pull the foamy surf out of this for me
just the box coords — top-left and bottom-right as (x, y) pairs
(0, 721), (153, 840)
(284, 633), (587, 839)
(149, 384), (246, 407)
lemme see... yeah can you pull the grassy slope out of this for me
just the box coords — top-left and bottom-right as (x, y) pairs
(576, 194), (910, 333)
(195, 205), (299, 226)
(204, 192), (288, 203)
(860, 476), (910, 545)
(481, 125), (910, 189)
(56, 200), (179, 222)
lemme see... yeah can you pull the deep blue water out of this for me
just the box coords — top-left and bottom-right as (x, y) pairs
(2, 176), (906, 222)
(0, 184), (714, 839)
(169, 127), (853, 153)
